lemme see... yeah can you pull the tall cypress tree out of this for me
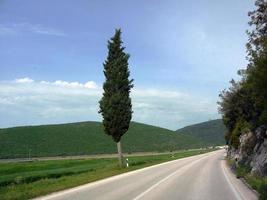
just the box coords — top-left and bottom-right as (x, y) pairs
(99, 29), (134, 167)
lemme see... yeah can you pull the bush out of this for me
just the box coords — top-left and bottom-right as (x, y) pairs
(259, 103), (267, 125)
(259, 182), (267, 200)
(130, 161), (146, 166)
(236, 165), (250, 178)
(242, 172), (267, 200)
(231, 120), (252, 149)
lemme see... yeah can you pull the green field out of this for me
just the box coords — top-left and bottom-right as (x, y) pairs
(0, 121), (203, 159)
(176, 119), (226, 146)
(0, 149), (214, 200)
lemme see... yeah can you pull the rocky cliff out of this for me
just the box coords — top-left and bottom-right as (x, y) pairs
(228, 125), (267, 177)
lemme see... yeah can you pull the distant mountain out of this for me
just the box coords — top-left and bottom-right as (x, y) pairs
(176, 119), (226, 146)
(0, 121), (202, 159)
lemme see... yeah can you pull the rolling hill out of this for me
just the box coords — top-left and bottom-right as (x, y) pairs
(0, 121), (203, 159)
(176, 119), (226, 146)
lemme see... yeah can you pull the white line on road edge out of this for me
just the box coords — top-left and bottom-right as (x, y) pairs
(221, 160), (243, 200)
(34, 152), (215, 200)
(132, 154), (210, 200)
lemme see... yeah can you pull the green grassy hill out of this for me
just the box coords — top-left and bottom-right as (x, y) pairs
(0, 121), (202, 159)
(176, 119), (226, 146)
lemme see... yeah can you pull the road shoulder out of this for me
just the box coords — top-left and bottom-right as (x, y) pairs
(221, 158), (258, 200)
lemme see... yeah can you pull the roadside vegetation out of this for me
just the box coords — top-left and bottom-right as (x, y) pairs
(218, 0), (266, 149)
(227, 159), (267, 200)
(220, 1), (267, 198)
(0, 149), (214, 200)
(99, 29), (134, 167)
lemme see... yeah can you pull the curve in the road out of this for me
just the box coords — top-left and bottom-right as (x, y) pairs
(34, 150), (258, 200)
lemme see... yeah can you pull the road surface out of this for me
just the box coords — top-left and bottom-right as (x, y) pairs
(34, 150), (258, 200)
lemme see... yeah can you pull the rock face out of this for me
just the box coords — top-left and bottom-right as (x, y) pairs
(250, 125), (267, 176)
(238, 131), (256, 166)
(228, 125), (267, 177)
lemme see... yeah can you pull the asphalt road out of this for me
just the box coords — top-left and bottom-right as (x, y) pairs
(35, 150), (258, 200)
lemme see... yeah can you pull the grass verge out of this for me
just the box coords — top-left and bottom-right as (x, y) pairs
(0, 149), (213, 200)
(226, 158), (267, 200)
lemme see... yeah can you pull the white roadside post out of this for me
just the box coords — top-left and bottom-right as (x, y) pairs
(126, 158), (129, 167)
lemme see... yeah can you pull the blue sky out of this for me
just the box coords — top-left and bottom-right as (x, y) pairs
(0, 0), (254, 130)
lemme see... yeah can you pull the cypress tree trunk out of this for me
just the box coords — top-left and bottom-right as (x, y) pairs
(117, 141), (124, 167)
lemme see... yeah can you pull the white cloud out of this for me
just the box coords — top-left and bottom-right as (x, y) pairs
(15, 77), (34, 83)
(40, 79), (98, 89)
(0, 78), (219, 130)
(53, 80), (82, 88)
(0, 22), (66, 36)
(84, 81), (98, 89)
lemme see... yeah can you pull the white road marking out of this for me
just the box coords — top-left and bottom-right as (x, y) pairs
(221, 160), (243, 200)
(132, 154), (209, 200)
(34, 153), (211, 200)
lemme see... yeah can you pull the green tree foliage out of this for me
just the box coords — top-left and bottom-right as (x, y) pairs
(246, 0), (267, 125)
(99, 29), (133, 167)
(99, 29), (133, 143)
(218, 0), (267, 148)
(218, 80), (257, 147)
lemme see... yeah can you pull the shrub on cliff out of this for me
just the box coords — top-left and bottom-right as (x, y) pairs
(218, 0), (267, 148)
